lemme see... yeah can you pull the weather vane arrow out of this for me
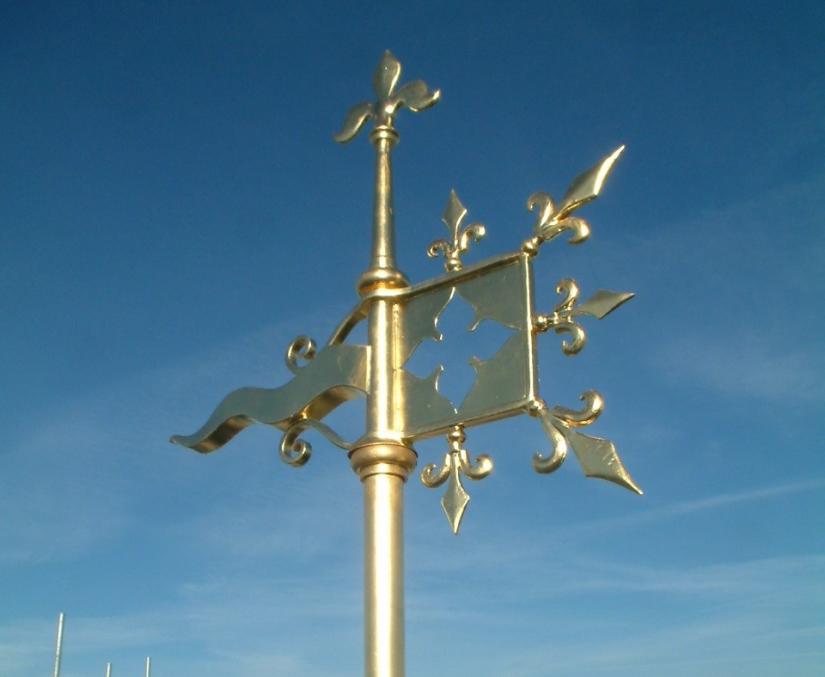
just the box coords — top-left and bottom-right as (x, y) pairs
(172, 50), (641, 677)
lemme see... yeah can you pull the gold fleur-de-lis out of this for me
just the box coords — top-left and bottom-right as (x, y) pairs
(334, 51), (441, 143)
(427, 190), (486, 272)
(534, 278), (634, 355)
(529, 395), (642, 495)
(523, 146), (625, 254)
(420, 426), (493, 534)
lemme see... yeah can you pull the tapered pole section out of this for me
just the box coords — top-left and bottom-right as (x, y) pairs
(357, 126), (407, 294)
(105, 662), (112, 677)
(145, 656), (151, 677)
(52, 612), (65, 677)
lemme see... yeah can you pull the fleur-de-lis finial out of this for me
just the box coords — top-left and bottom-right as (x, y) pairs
(522, 146), (625, 254)
(534, 278), (634, 355)
(427, 190), (486, 272)
(421, 426), (493, 534)
(334, 51), (441, 143)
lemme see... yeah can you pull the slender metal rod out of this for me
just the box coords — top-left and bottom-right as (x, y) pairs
(52, 612), (65, 677)
(105, 662), (112, 677)
(145, 656), (152, 677)
(358, 127), (407, 293)
(371, 131), (397, 273)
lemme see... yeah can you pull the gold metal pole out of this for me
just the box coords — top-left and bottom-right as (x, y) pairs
(358, 126), (407, 294)
(349, 112), (417, 676)
(351, 444), (416, 677)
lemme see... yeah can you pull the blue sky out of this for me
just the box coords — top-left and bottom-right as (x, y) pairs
(1, 1), (824, 675)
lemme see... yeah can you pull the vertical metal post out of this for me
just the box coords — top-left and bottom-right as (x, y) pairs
(52, 612), (64, 677)
(145, 656), (152, 677)
(105, 662), (112, 677)
(351, 444), (416, 677)
(349, 121), (416, 677)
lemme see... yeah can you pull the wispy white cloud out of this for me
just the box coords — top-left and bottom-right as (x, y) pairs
(564, 478), (825, 535)
(0, 302), (342, 564)
(407, 553), (825, 676)
(0, 567), (362, 676)
(653, 334), (825, 404)
(594, 171), (825, 409)
(6, 549), (822, 677)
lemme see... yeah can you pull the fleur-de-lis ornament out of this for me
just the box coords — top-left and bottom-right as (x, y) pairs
(534, 278), (634, 355)
(420, 425), (493, 533)
(334, 51), (440, 142)
(523, 146), (625, 254)
(528, 395), (641, 494)
(427, 190), (486, 271)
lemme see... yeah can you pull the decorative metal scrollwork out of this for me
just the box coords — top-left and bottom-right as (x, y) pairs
(522, 146), (625, 255)
(534, 279), (633, 355)
(427, 190), (486, 272)
(279, 417), (355, 468)
(285, 335), (317, 374)
(421, 425), (493, 534)
(529, 393), (641, 494)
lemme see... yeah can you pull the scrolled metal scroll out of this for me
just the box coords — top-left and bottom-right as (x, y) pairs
(551, 390), (604, 427)
(280, 421), (313, 467)
(534, 278), (587, 355)
(285, 335), (317, 374)
(279, 417), (355, 468)
(529, 400), (568, 474)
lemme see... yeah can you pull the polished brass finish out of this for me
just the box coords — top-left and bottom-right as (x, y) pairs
(350, 444), (416, 677)
(421, 426), (493, 533)
(335, 50), (440, 294)
(522, 145), (624, 254)
(339, 52), (432, 677)
(534, 278), (634, 355)
(285, 335), (317, 374)
(529, 393), (641, 493)
(172, 51), (641, 677)
(170, 341), (367, 454)
(427, 190), (486, 272)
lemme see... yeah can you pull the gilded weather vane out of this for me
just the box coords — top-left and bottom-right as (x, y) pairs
(172, 51), (640, 677)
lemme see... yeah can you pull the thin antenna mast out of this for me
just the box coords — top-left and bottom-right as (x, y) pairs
(52, 612), (65, 677)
